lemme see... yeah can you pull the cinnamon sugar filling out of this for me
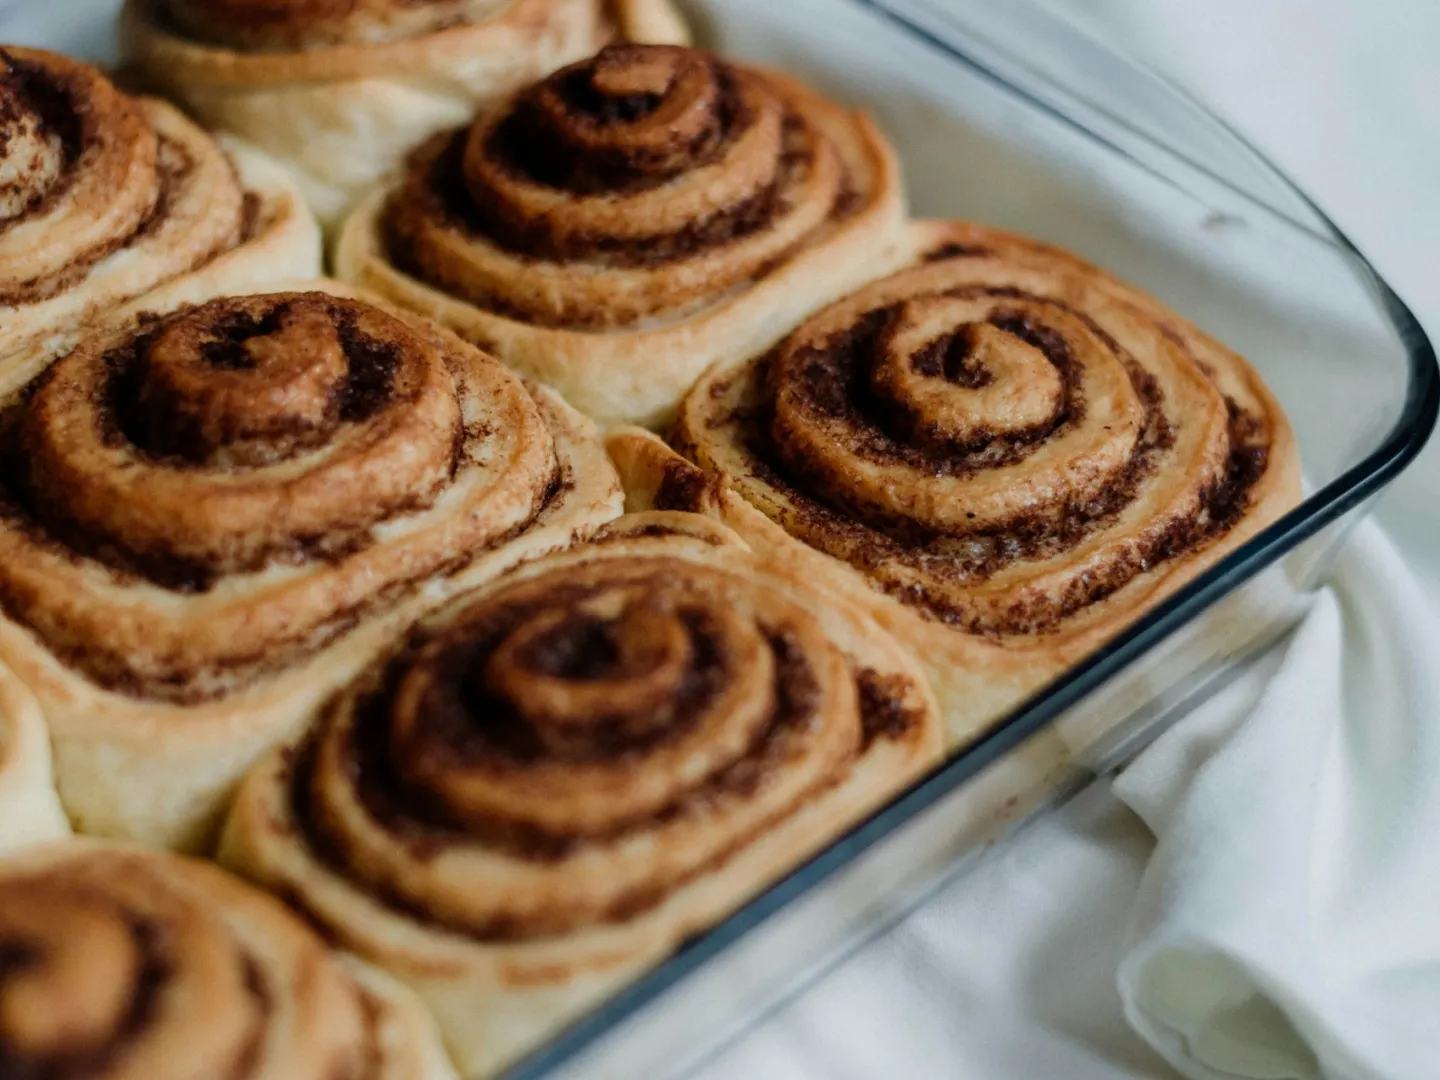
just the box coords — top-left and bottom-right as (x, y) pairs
(277, 553), (924, 942)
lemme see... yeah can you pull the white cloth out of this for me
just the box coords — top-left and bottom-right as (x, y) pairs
(1116, 524), (1440, 1080)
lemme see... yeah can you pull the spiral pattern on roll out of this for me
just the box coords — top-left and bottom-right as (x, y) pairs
(384, 43), (875, 329)
(0, 46), (245, 305)
(1, 47), (171, 305)
(0, 46), (314, 370)
(0, 290), (604, 702)
(228, 519), (937, 950)
(300, 557), (881, 936)
(676, 223), (1298, 637)
(0, 844), (436, 1080)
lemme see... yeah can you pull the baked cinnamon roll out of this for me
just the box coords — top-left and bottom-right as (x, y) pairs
(614, 221), (1302, 744)
(0, 666), (69, 855)
(220, 511), (943, 1077)
(0, 284), (622, 852)
(0, 840), (458, 1080)
(336, 43), (907, 428)
(119, 0), (689, 229)
(0, 47), (319, 377)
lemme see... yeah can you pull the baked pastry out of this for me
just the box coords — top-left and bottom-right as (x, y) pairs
(0, 284), (622, 852)
(219, 510), (944, 1077)
(613, 221), (1303, 745)
(0, 46), (320, 379)
(119, 0), (690, 228)
(0, 839), (458, 1079)
(335, 42), (908, 428)
(0, 666), (69, 855)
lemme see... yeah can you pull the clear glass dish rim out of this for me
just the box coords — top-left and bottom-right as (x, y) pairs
(503, 2), (1438, 1076)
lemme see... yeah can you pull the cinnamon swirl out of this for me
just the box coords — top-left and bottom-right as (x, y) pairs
(618, 221), (1301, 744)
(0, 284), (622, 852)
(0, 840), (458, 1080)
(0, 47), (320, 378)
(0, 666), (69, 855)
(119, 0), (690, 229)
(219, 510), (943, 1077)
(335, 43), (907, 428)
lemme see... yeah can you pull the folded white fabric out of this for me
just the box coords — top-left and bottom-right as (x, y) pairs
(1115, 520), (1440, 1080)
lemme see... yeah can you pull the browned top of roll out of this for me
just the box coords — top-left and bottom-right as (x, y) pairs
(281, 527), (937, 942)
(25, 293), (467, 573)
(0, 844), (387, 1080)
(0, 51), (70, 222)
(164, 0), (516, 49)
(0, 45), (246, 314)
(383, 43), (883, 328)
(676, 223), (1300, 638)
(1, 47), (159, 304)
(0, 290), (572, 701)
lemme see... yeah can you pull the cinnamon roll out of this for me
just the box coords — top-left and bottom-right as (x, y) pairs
(119, 0), (690, 229)
(0, 47), (320, 378)
(335, 43), (907, 428)
(0, 840), (458, 1080)
(219, 511), (943, 1077)
(0, 666), (69, 855)
(617, 221), (1301, 745)
(0, 284), (622, 852)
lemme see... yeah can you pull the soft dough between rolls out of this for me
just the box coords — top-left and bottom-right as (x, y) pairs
(0, 46), (321, 375)
(614, 220), (1301, 745)
(0, 282), (622, 852)
(0, 839), (458, 1080)
(0, 665), (70, 856)
(219, 509), (943, 1078)
(335, 42), (908, 428)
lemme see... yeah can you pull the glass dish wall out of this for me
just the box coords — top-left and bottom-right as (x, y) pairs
(1, 0), (1433, 1077)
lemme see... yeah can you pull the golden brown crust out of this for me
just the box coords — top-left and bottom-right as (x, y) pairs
(124, 0), (627, 82)
(168, 0), (519, 50)
(610, 221), (1301, 745)
(336, 43), (909, 428)
(385, 46), (862, 328)
(0, 280), (622, 851)
(0, 47), (321, 372)
(120, 0), (690, 226)
(0, 49), (161, 305)
(0, 840), (457, 1080)
(219, 511), (942, 1077)
(2, 290), (563, 701)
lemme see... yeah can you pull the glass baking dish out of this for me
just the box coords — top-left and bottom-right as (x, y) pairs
(2, 0), (1434, 1076)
